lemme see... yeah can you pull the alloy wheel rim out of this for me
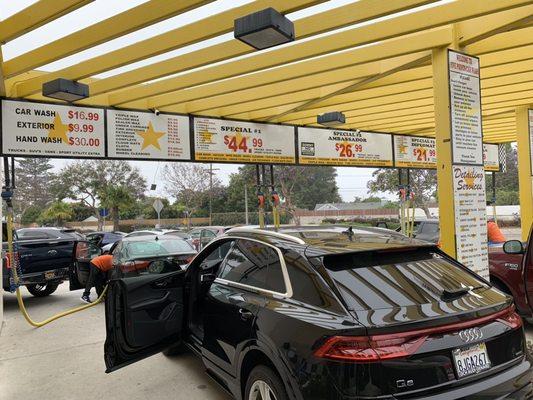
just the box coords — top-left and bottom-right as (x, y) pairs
(249, 380), (277, 400)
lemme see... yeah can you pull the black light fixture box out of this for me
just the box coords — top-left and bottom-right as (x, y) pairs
(234, 8), (295, 50)
(42, 78), (89, 102)
(317, 112), (346, 127)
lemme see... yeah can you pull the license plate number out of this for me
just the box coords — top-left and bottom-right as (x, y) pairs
(44, 271), (56, 280)
(453, 343), (491, 378)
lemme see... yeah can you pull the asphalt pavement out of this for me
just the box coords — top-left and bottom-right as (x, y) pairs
(0, 282), (532, 400)
(0, 284), (230, 400)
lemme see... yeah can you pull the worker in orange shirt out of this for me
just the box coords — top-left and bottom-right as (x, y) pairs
(487, 218), (506, 246)
(81, 254), (113, 303)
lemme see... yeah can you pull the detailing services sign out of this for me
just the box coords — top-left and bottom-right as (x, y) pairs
(393, 135), (436, 168)
(298, 127), (393, 167)
(1, 99), (105, 158)
(193, 117), (295, 164)
(453, 165), (489, 280)
(107, 110), (190, 160)
(448, 51), (483, 165)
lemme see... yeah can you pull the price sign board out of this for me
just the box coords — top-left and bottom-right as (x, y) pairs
(107, 110), (190, 160)
(298, 127), (393, 167)
(448, 51), (483, 165)
(453, 165), (489, 280)
(394, 135), (436, 168)
(483, 143), (500, 172)
(1, 99), (105, 158)
(193, 117), (295, 164)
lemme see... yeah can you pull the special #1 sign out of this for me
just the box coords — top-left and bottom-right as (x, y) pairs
(193, 117), (295, 164)
(1, 99), (105, 158)
(483, 143), (500, 172)
(107, 110), (190, 160)
(393, 135), (436, 168)
(298, 127), (393, 167)
(448, 50), (483, 165)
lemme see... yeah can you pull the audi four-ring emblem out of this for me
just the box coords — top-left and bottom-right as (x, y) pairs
(458, 327), (483, 343)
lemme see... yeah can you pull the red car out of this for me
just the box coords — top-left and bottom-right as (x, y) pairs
(489, 225), (533, 321)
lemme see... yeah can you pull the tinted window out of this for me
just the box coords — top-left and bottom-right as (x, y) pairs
(419, 222), (439, 235)
(125, 239), (194, 259)
(17, 230), (50, 240)
(218, 240), (285, 293)
(322, 250), (486, 311)
(127, 231), (157, 237)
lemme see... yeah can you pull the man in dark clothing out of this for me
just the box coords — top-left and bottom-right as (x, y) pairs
(81, 254), (113, 303)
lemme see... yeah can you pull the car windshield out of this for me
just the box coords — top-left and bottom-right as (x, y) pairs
(125, 239), (194, 259)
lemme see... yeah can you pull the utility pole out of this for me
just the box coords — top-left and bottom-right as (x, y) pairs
(207, 164), (219, 226)
(244, 184), (249, 225)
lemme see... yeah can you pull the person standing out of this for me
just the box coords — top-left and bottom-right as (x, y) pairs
(81, 254), (113, 303)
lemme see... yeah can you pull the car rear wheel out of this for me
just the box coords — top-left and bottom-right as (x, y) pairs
(245, 366), (287, 400)
(26, 282), (59, 297)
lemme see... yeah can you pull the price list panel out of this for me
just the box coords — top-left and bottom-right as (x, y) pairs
(394, 135), (437, 169)
(1, 99), (105, 158)
(193, 117), (295, 164)
(298, 127), (393, 167)
(107, 110), (190, 161)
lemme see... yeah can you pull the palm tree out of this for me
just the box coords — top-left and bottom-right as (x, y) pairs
(99, 185), (134, 231)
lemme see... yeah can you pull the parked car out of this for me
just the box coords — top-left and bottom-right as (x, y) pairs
(104, 226), (531, 399)
(489, 224), (533, 321)
(71, 234), (197, 293)
(86, 231), (125, 248)
(187, 226), (232, 250)
(2, 227), (90, 297)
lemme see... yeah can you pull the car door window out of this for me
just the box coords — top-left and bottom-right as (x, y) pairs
(217, 239), (286, 294)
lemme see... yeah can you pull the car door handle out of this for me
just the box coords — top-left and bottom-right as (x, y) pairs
(228, 293), (245, 304)
(239, 308), (253, 321)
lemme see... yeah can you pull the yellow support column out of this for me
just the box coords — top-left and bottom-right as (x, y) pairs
(516, 106), (533, 240)
(432, 46), (456, 257)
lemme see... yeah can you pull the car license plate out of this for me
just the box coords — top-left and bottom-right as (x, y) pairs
(44, 271), (56, 280)
(452, 343), (491, 378)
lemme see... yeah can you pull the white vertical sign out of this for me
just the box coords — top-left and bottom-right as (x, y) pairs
(449, 51), (483, 165)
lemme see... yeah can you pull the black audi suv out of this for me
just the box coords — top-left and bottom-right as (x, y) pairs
(104, 226), (532, 399)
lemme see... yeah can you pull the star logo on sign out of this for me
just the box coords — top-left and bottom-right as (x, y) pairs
(399, 144), (408, 154)
(464, 173), (476, 189)
(48, 114), (70, 144)
(136, 122), (166, 150)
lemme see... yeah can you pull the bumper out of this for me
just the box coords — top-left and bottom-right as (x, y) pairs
(2, 267), (69, 290)
(395, 358), (532, 400)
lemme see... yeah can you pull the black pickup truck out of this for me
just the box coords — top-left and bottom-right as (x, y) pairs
(2, 227), (91, 297)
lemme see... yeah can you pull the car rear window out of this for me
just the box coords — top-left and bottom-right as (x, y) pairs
(321, 249), (487, 311)
(126, 239), (194, 258)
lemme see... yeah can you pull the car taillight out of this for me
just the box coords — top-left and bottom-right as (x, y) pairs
(314, 334), (427, 362)
(497, 308), (522, 329)
(315, 306), (521, 363)
(5, 251), (19, 269)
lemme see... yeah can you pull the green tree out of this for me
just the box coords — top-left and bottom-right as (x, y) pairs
(368, 169), (437, 217)
(100, 185), (134, 231)
(14, 158), (55, 218)
(20, 205), (42, 225)
(56, 160), (146, 229)
(38, 201), (73, 226)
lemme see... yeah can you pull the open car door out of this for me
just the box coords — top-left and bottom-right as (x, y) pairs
(69, 241), (102, 291)
(104, 270), (186, 372)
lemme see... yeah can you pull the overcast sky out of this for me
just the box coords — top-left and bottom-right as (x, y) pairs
(0, 0), (401, 202)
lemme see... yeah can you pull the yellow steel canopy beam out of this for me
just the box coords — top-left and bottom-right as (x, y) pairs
(0, 0), (94, 44)
(465, 26), (533, 55)
(3, 0), (215, 78)
(11, 0), (329, 96)
(109, 0), (533, 109)
(0, 47), (5, 96)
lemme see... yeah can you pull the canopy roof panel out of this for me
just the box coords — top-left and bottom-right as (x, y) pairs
(2, 0), (532, 143)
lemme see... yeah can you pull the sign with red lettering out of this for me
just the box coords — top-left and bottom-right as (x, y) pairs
(394, 135), (436, 168)
(1, 99), (105, 158)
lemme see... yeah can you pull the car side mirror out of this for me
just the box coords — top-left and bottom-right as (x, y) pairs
(503, 240), (525, 255)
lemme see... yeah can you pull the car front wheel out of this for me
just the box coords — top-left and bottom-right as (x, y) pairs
(26, 282), (59, 297)
(245, 366), (287, 400)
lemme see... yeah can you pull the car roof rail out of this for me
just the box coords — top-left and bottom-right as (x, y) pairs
(225, 227), (306, 245)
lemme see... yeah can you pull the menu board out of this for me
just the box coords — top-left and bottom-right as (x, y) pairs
(449, 51), (483, 165)
(193, 117), (295, 164)
(483, 143), (500, 172)
(298, 127), (393, 167)
(394, 135), (436, 168)
(1, 99), (105, 158)
(453, 165), (489, 280)
(529, 109), (533, 175)
(107, 110), (190, 160)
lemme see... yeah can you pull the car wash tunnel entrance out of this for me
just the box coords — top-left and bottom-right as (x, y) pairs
(0, 0), (533, 381)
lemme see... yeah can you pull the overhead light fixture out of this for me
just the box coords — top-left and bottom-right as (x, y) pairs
(42, 78), (89, 102)
(317, 112), (346, 127)
(234, 8), (295, 50)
